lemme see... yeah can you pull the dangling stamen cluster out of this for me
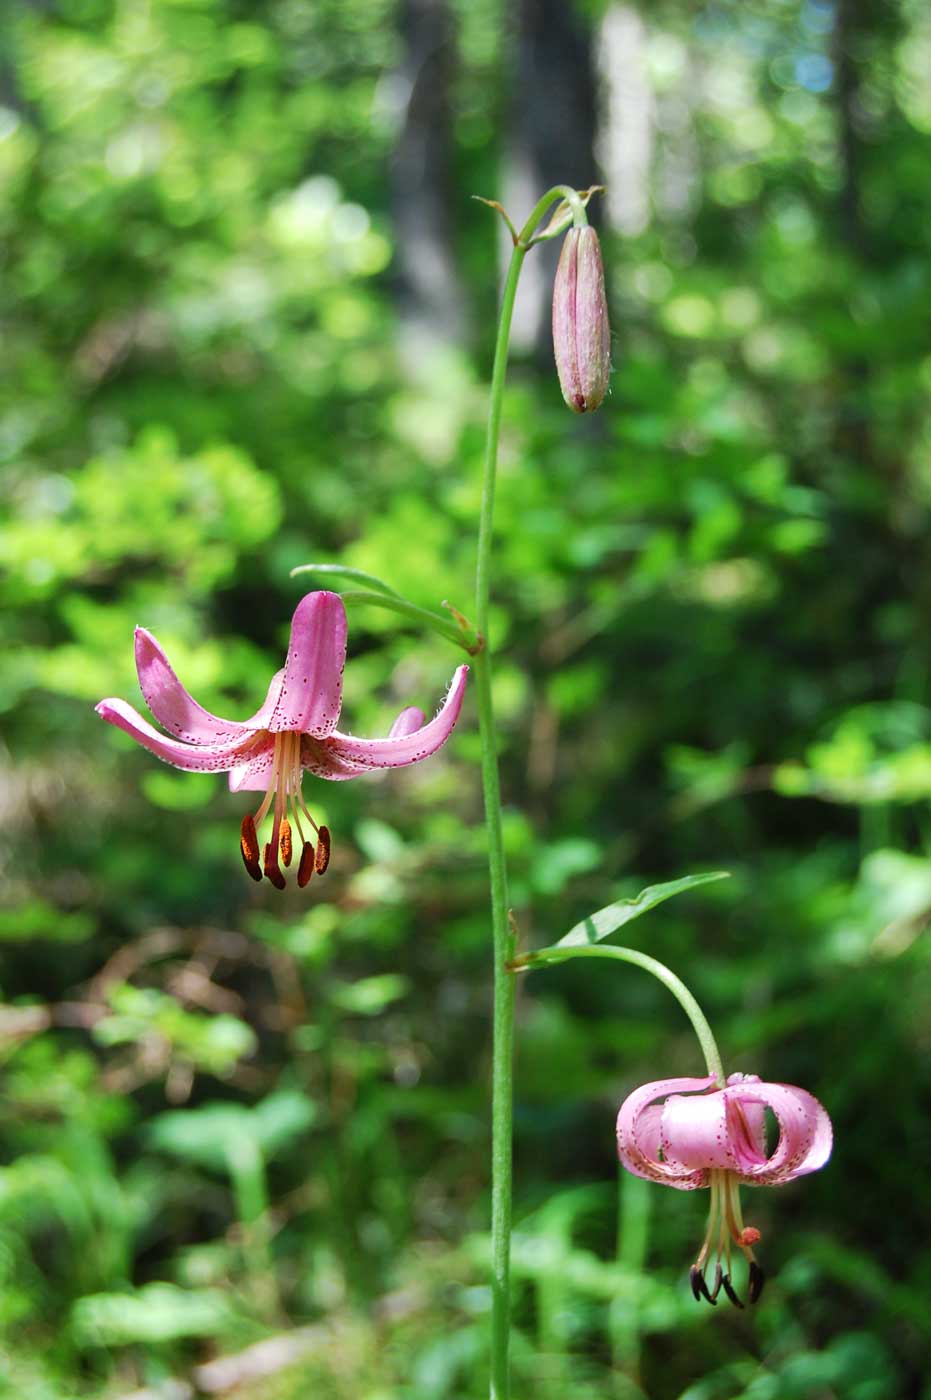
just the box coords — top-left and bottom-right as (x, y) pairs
(239, 732), (332, 891)
(689, 1170), (765, 1308)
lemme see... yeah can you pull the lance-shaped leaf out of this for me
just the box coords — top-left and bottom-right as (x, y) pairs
(554, 871), (729, 949)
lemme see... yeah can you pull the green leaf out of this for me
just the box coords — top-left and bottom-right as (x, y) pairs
(289, 562), (401, 596)
(554, 871), (730, 949)
(339, 589), (477, 651)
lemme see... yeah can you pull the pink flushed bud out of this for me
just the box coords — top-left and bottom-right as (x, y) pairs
(552, 225), (610, 413)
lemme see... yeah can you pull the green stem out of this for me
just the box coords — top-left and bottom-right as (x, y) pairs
(338, 589), (476, 651)
(512, 944), (725, 1083)
(475, 186), (573, 1400)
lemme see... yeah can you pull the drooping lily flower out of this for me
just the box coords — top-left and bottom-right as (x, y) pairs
(96, 591), (468, 890)
(616, 1072), (832, 1307)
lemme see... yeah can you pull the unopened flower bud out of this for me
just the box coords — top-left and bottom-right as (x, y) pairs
(551, 225), (610, 413)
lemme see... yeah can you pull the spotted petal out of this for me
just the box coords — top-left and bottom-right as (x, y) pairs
(135, 628), (251, 744)
(616, 1075), (718, 1190)
(725, 1081), (832, 1185)
(96, 698), (258, 773)
(227, 740), (278, 792)
(661, 1090), (740, 1173)
(322, 665), (468, 769)
(265, 591), (347, 737)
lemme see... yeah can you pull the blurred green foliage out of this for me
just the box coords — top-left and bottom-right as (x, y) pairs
(2, 0), (931, 1396)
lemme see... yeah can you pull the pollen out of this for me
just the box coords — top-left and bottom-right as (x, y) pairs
(279, 817), (293, 867)
(315, 825), (331, 874)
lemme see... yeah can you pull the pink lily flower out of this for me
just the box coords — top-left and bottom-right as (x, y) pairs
(96, 591), (468, 890)
(616, 1072), (832, 1307)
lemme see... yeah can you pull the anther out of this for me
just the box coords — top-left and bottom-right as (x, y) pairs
(689, 1265), (716, 1306)
(708, 1262), (723, 1303)
(315, 825), (331, 874)
(240, 815), (262, 882)
(263, 841), (287, 891)
(748, 1262), (765, 1304)
(297, 841), (315, 888)
(721, 1274), (744, 1309)
(279, 817), (293, 867)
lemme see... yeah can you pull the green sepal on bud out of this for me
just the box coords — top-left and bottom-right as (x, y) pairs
(551, 225), (611, 414)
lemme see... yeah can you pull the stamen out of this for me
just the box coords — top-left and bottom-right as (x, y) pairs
(689, 1265), (716, 1305)
(708, 1262), (723, 1303)
(263, 841), (286, 891)
(721, 1273), (744, 1309)
(279, 817), (293, 867)
(238, 732), (329, 893)
(748, 1261), (765, 1304)
(240, 815), (262, 882)
(297, 841), (315, 887)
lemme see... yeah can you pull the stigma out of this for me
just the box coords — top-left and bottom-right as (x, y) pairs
(238, 731), (332, 890)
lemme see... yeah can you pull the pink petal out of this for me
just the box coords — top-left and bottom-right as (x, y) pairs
(228, 740), (276, 792)
(616, 1076), (718, 1191)
(633, 1103), (664, 1162)
(96, 698), (256, 773)
(389, 706), (426, 738)
(243, 668), (286, 729)
(135, 628), (250, 743)
(265, 592), (347, 737)
(725, 1082), (832, 1185)
(322, 665), (468, 770)
(301, 735), (373, 782)
(724, 1073), (766, 1159)
(661, 1090), (741, 1172)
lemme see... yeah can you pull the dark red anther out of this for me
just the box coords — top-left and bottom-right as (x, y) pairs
(297, 841), (315, 888)
(240, 815), (262, 882)
(708, 1262), (723, 1303)
(721, 1274), (744, 1309)
(315, 825), (331, 874)
(748, 1262), (765, 1304)
(263, 841), (287, 891)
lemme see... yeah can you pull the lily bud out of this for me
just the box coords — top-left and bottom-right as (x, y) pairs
(551, 225), (610, 413)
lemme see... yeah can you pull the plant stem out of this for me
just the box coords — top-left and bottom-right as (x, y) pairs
(512, 943), (725, 1084)
(475, 186), (596, 1398)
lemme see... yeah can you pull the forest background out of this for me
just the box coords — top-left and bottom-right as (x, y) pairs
(2, 0), (930, 1397)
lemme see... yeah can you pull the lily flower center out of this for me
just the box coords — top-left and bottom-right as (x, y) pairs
(238, 731), (331, 890)
(690, 1168), (765, 1309)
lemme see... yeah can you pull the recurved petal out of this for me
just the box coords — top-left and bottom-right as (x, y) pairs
(616, 1075), (718, 1190)
(266, 592), (347, 737)
(96, 698), (256, 773)
(135, 628), (250, 744)
(301, 735), (377, 782)
(321, 665), (468, 770)
(389, 706), (427, 738)
(726, 1081), (832, 1185)
(662, 1089), (744, 1172)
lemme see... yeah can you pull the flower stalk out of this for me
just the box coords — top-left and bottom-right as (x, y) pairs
(475, 184), (596, 1400)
